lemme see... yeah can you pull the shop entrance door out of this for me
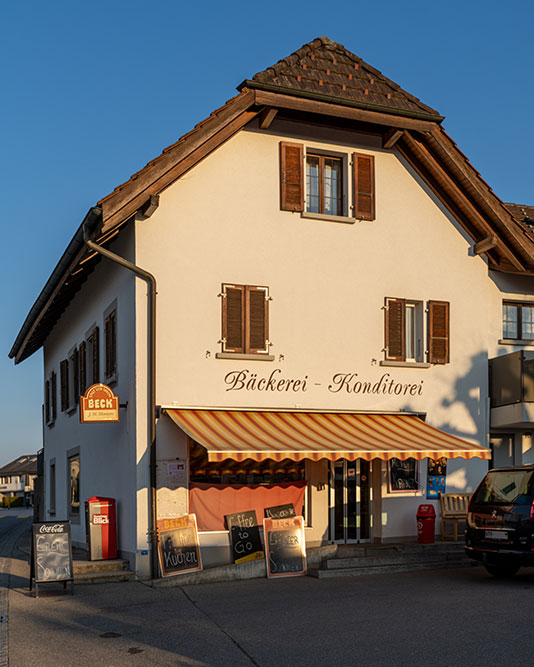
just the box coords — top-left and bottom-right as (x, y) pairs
(330, 460), (371, 543)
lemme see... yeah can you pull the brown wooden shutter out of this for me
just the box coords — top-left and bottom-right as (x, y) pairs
(353, 153), (375, 220)
(428, 301), (450, 364)
(51, 372), (57, 420)
(246, 286), (269, 353)
(79, 341), (86, 395)
(222, 285), (245, 353)
(60, 360), (68, 411)
(105, 312), (117, 379)
(385, 298), (405, 361)
(72, 348), (79, 405)
(45, 380), (50, 424)
(280, 142), (304, 212)
(92, 326), (100, 383)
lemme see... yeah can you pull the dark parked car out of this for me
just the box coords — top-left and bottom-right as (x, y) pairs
(465, 465), (534, 577)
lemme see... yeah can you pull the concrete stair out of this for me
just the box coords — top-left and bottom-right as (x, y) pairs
(73, 557), (135, 584)
(308, 541), (474, 579)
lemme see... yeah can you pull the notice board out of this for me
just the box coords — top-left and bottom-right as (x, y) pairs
(225, 510), (264, 564)
(30, 521), (73, 595)
(263, 515), (306, 578)
(157, 514), (202, 577)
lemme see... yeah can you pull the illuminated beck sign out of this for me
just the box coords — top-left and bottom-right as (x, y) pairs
(80, 384), (119, 423)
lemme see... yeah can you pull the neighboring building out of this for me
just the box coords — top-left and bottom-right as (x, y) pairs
(9, 38), (534, 579)
(0, 455), (38, 506)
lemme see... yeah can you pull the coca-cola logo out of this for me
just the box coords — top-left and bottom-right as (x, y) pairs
(39, 524), (65, 534)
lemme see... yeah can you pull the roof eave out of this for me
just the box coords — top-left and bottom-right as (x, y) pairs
(237, 79), (445, 124)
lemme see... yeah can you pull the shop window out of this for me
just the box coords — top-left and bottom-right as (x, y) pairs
(384, 298), (449, 364)
(219, 284), (270, 356)
(280, 141), (375, 221)
(388, 458), (419, 492)
(86, 326), (100, 385)
(104, 309), (117, 382)
(68, 453), (80, 516)
(503, 302), (534, 340)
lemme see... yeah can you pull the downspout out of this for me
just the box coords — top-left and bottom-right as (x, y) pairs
(83, 208), (159, 580)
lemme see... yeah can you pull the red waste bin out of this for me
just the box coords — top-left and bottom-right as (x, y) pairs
(416, 504), (436, 544)
(85, 496), (118, 560)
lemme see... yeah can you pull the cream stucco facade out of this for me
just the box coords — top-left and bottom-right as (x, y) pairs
(36, 112), (534, 578)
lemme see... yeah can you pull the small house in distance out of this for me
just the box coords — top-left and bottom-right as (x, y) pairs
(9, 37), (534, 579)
(0, 455), (38, 507)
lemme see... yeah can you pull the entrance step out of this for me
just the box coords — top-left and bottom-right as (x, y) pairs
(73, 558), (135, 584)
(309, 541), (473, 579)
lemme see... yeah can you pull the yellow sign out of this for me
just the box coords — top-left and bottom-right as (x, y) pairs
(80, 384), (119, 423)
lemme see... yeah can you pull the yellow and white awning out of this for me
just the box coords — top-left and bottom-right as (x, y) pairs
(167, 409), (490, 462)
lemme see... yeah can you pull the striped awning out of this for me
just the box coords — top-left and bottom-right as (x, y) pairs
(166, 409), (490, 462)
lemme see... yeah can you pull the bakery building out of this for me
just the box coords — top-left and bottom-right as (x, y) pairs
(10, 38), (534, 579)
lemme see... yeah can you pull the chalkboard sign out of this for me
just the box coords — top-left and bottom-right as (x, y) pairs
(263, 516), (306, 579)
(30, 521), (73, 597)
(157, 514), (202, 577)
(225, 510), (263, 564)
(264, 503), (296, 520)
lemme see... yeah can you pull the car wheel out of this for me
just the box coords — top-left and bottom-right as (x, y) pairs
(484, 562), (520, 578)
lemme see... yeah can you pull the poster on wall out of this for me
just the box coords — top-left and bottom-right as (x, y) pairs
(388, 458), (419, 492)
(157, 514), (202, 577)
(225, 510), (264, 564)
(427, 457), (447, 499)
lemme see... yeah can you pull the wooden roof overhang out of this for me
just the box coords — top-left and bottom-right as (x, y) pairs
(11, 78), (534, 365)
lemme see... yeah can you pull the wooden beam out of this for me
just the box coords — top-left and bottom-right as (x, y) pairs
(259, 107), (278, 129)
(396, 132), (525, 271)
(474, 235), (498, 255)
(382, 128), (403, 149)
(139, 194), (160, 218)
(424, 127), (534, 267)
(254, 89), (439, 133)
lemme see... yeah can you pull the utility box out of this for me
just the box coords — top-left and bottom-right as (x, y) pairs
(85, 496), (118, 560)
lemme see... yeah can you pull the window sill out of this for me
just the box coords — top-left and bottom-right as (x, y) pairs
(67, 405), (78, 417)
(498, 339), (534, 347)
(216, 353), (275, 361)
(46, 420), (55, 429)
(105, 374), (118, 387)
(380, 361), (431, 369)
(301, 211), (356, 225)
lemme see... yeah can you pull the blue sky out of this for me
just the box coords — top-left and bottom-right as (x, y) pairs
(1, 1), (533, 463)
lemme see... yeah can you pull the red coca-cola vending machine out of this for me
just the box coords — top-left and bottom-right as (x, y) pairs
(85, 496), (118, 560)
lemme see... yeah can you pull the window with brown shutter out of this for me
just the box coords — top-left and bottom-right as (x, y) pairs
(428, 301), (450, 364)
(79, 341), (86, 394)
(353, 153), (375, 220)
(385, 298), (406, 361)
(221, 284), (269, 355)
(86, 327), (99, 385)
(105, 310), (117, 381)
(51, 371), (57, 420)
(44, 380), (51, 425)
(280, 142), (304, 212)
(60, 360), (69, 412)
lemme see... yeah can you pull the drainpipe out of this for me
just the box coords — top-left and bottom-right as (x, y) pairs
(83, 209), (159, 580)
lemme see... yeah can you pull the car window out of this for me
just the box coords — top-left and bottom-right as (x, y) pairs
(472, 470), (534, 505)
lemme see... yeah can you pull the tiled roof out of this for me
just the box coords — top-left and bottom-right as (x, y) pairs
(0, 455), (38, 476)
(246, 36), (442, 120)
(505, 203), (534, 237)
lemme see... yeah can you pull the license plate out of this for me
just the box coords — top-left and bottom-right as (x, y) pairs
(485, 530), (508, 541)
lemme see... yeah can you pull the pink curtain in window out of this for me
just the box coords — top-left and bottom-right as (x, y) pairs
(189, 481), (306, 531)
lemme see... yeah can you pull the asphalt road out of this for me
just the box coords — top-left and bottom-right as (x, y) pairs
(3, 515), (534, 667)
